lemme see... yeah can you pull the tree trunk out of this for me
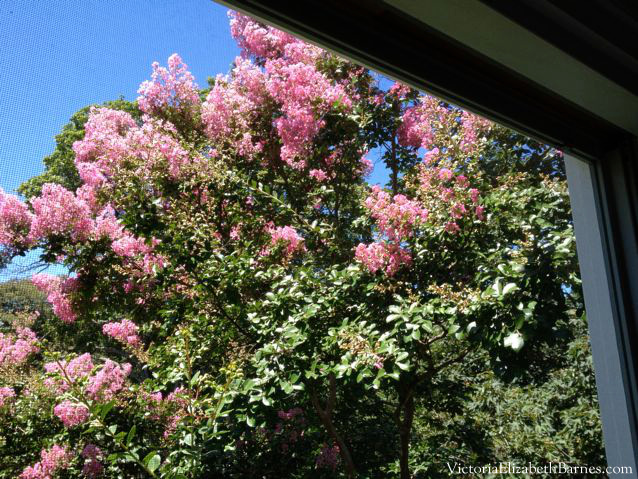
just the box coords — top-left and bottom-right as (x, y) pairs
(396, 389), (415, 479)
(310, 373), (357, 477)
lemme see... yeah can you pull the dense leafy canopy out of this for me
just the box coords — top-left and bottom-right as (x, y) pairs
(0, 11), (602, 479)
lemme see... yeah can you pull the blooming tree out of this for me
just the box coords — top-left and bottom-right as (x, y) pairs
(0, 11), (581, 479)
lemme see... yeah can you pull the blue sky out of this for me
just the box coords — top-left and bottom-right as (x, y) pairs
(0, 0), (389, 280)
(0, 0), (240, 196)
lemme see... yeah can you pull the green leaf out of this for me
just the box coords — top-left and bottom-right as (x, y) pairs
(502, 282), (518, 295)
(126, 425), (136, 447)
(100, 400), (116, 421)
(144, 452), (161, 472)
(246, 416), (256, 427)
(396, 361), (410, 371)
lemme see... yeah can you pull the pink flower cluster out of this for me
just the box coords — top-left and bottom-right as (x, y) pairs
(54, 400), (90, 427)
(74, 106), (194, 186)
(73, 107), (136, 173)
(229, 11), (297, 60)
(0, 327), (39, 367)
(397, 96), (449, 150)
(277, 407), (303, 421)
(44, 353), (94, 394)
(85, 359), (132, 401)
(32, 273), (79, 323)
(387, 81), (411, 99)
(460, 111), (491, 153)
(398, 94), (492, 155)
(266, 60), (351, 169)
(102, 319), (141, 347)
(29, 183), (94, 242)
(354, 186), (427, 276)
(201, 57), (266, 159)
(137, 53), (201, 116)
(44, 354), (132, 402)
(0, 189), (33, 249)
(354, 242), (412, 277)
(159, 387), (190, 439)
(359, 155), (374, 177)
(309, 169), (328, 182)
(315, 443), (340, 471)
(417, 150), (486, 234)
(111, 232), (166, 276)
(266, 225), (306, 259)
(0, 386), (15, 407)
(20, 445), (72, 479)
(225, 13), (351, 171)
(81, 444), (104, 478)
(364, 186), (428, 242)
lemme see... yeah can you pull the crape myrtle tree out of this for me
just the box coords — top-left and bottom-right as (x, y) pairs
(0, 11), (584, 478)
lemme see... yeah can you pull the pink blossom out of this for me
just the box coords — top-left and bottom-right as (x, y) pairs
(230, 225), (241, 240)
(54, 400), (90, 427)
(166, 386), (190, 408)
(444, 222), (461, 234)
(277, 407), (303, 421)
(163, 413), (182, 438)
(81, 444), (104, 478)
(364, 186), (427, 242)
(111, 233), (153, 258)
(44, 353), (94, 394)
(137, 54), (200, 116)
(423, 147), (440, 165)
(460, 111), (491, 152)
(387, 81), (411, 99)
(437, 168), (454, 182)
(85, 359), (132, 401)
(354, 242), (412, 276)
(149, 391), (163, 403)
(265, 59), (351, 168)
(102, 319), (141, 347)
(82, 445), (102, 460)
(267, 225), (306, 258)
(93, 206), (123, 240)
(20, 445), (72, 479)
(32, 274), (78, 323)
(29, 183), (94, 242)
(73, 107), (137, 167)
(469, 188), (480, 204)
(359, 155), (374, 177)
(397, 96), (445, 150)
(0, 387), (15, 407)
(202, 57), (266, 159)
(475, 205), (486, 221)
(309, 169), (328, 182)
(0, 189), (33, 249)
(0, 327), (39, 367)
(75, 107), (194, 181)
(76, 162), (106, 189)
(450, 203), (467, 219)
(229, 11), (298, 59)
(316, 443), (340, 471)
(456, 175), (469, 187)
